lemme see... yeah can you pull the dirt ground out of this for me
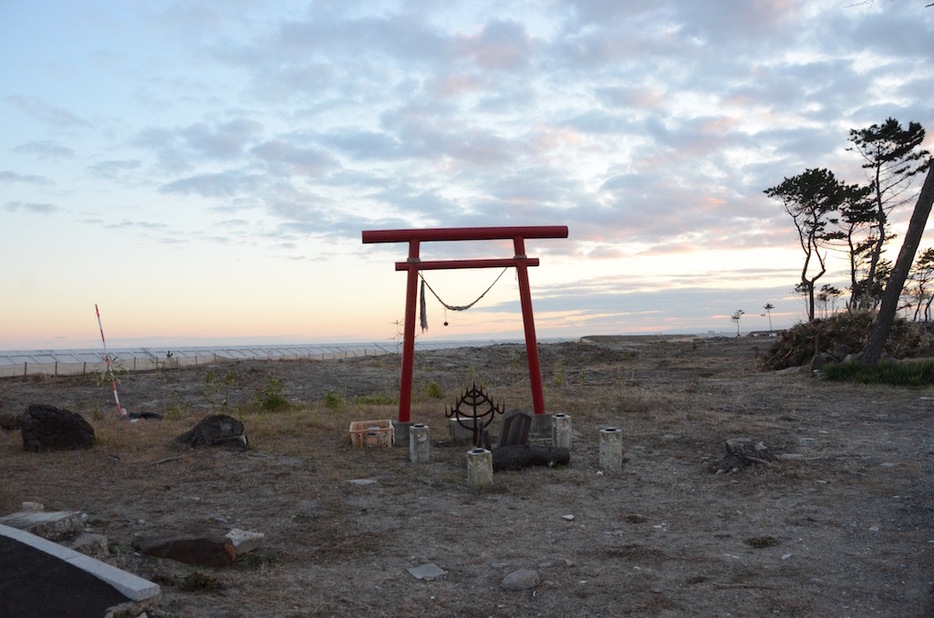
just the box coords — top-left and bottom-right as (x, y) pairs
(1, 335), (933, 617)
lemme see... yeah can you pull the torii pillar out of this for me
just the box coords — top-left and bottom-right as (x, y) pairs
(362, 226), (568, 432)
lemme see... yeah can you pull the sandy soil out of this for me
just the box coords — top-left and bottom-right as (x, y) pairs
(1, 336), (933, 617)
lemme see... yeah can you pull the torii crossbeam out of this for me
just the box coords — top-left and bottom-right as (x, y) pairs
(362, 225), (568, 424)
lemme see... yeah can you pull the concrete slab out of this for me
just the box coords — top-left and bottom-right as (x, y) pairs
(0, 523), (160, 602)
(0, 510), (83, 540)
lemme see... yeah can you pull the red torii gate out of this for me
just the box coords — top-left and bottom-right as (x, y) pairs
(361, 225), (568, 425)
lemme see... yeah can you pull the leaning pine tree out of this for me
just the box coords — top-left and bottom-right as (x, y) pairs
(862, 164), (934, 364)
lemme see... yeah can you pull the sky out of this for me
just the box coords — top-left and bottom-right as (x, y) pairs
(2, 1), (933, 351)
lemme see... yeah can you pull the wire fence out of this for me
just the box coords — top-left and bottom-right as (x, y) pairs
(0, 340), (517, 379)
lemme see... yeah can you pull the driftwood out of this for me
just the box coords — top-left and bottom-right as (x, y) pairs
(492, 445), (570, 471)
(712, 438), (774, 473)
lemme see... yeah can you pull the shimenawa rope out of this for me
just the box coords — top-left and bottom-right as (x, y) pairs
(419, 268), (509, 331)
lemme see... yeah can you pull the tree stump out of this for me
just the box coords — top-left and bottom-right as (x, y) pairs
(175, 414), (247, 449)
(712, 438), (773, 473)
(492, 445), (570, 471)
(20, 404), (95, 452)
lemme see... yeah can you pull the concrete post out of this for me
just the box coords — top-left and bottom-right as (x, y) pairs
(599, 427), (623, 471)
(466, 447), (493, 490)
(529, 413), (552, 443)
(552, 413), (572, 448)
(394, 421), (411, 448)
(409, 423), (430, 463)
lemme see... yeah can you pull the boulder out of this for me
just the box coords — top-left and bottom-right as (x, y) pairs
(175, 414), (247, 449)
(20, 404), (95, 452)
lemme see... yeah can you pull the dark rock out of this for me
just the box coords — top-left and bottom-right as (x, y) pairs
(133, 532), (237, 567)
(810, 352), (837, 371)
(492, 444), (570, 471)
(175, 414), (247, 449)
(20, 404), (94, 452)
(831, 343), (852, 360)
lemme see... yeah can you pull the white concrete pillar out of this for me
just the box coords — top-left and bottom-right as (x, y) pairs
(409, 423), (430, 463)
(466, 447), (493, 490)
(552, 413), (572, 449)
(599, 427), (623, 471)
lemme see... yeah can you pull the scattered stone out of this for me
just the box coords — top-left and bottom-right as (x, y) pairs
(562, 514), (575, 521)
(21, 501), (44, 512)
(537, 558), (573, 569)
(0, 510), (84, 541)
(711, 438), (774, 474)
(133, 532), (237, 567)
(347, 478), (378, 486)
(225, 528), (264, 555)
(407, 563), (447, 581)
(20, 404), (95, 452)
(69, 532), (109, 558)
(174, 414), (247, 449)
(501, 568), (540, 591)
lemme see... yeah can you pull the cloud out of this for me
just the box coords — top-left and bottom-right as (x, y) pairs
(12, 141), (75, 160)
(251, 139), (340, 176)
(453, 19), (534, 72)
(160, 170), (263, 198)
(0, 171), (53, 185)
(180, 119), (264, 160)
(104, 219), (171, 231)
(5, 95), (90, 128)
(3, 201), (59, 214)
(134, 118), (264, 172)
(87, 159), (143, 178)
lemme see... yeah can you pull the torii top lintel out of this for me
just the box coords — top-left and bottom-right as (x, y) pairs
(361, 225), (568, 245)
(361, 225), (568, 425)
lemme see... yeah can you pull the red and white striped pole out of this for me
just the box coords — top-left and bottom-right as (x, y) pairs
(95, 304), (126, 418)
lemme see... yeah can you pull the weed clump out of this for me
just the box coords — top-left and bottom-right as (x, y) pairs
(324, 391), (345, 410)
(259, 377), (290, 411)
(823, 359), (934, 386)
